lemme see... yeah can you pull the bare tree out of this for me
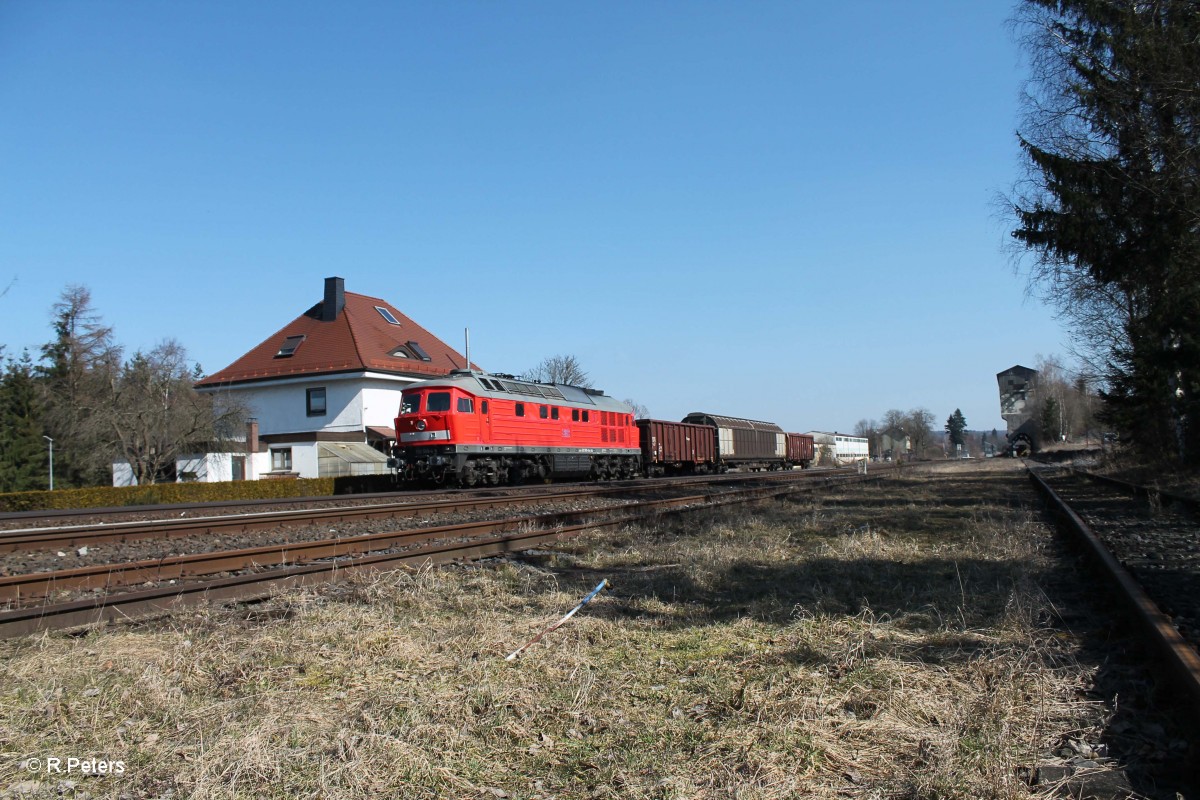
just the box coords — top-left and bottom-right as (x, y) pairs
(881, 409), (907, 449)
(105, 340), (247, 484)
(904, 408), (937, 458)
(854, 418), (879, 457)
(623, 398), (650, 419)
(523, 354), (590, 387)
(1027, 354), (1102, 443)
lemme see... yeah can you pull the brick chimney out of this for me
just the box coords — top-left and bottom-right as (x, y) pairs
(322, 276), (345, 322)
(246, 418), (259, 454)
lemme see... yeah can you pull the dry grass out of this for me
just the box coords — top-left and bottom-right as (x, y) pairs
(1, 464), (1103, 799)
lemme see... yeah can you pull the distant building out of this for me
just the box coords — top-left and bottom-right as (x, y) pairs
(879, 432), (909, 460)
(997, 365), (1038, 433)
(997, 365), (1040, 452)
(805, 432), (869, 464)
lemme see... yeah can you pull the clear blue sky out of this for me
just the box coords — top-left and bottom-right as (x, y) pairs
(0, 1), (1067, 435)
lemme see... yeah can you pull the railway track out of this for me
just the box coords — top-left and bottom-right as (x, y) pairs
(1028, 465), (1200, 720)
(0, 468), (886, 638)
(0, 468), (864, 554)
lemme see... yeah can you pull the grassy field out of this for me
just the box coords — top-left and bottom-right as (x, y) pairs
(1, 461), (1108, 799)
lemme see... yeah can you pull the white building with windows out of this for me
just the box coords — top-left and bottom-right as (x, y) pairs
(805, 432), (870, 465)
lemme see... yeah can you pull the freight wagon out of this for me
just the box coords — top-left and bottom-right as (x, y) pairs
(786, 432), (815, 469)
(681, 412), (789, 471)
(636, 419), (719, 477)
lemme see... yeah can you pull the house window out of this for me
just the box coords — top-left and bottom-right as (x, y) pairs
(271, 448), (293, 471)
(275, 334), (305, 358)
(407, 341), (432, 361)
(307, 387), (327, 417)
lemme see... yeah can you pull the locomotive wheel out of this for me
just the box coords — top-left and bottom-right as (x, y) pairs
(461, 461), (479, 487)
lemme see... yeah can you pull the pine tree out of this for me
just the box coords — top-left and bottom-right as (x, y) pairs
(944, 409), (967, 447)
(0, 353), (49, 492)
(37, 286), (121, 486)
(1040, 397), (1061, 443)
(1012, 0), (1200, 462)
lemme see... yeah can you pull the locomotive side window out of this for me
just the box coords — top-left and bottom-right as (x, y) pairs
(516, 403), (525, 417)
(481, 400), (489, 414)
(427, 392), (451, 412)
(539, 405), (548, 419)
(401, 394), (420, 414)
(457, 397), (473, 413)
(551, 407), (559, 420)
(572, 409), (579, 422)
(583, 410), (590, 422)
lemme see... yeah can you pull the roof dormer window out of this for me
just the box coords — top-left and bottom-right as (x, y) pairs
(375, 306), (401, 325)
(275, 334), (306, 358)
(389, 346), (410, 359)
(407, 341), (432, 361)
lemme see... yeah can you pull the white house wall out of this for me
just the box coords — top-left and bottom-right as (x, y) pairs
(289, 442), (320, 478)
(361, 381), (409, 428)
(177, 453), (231, 482)
(112, 462), (135, 487)
(210, 372), (418, 437)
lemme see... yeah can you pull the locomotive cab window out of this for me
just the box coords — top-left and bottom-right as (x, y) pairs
(401, 394), (420, 414)
(427, 392), (451, 412)
(457, 397), (473, 413)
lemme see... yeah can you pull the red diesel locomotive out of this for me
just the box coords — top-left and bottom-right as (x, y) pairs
(391, 370), (641, 486)
(391, 370), (816, 485)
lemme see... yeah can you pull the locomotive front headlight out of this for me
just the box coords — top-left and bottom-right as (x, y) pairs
(416, 419), (427, 431)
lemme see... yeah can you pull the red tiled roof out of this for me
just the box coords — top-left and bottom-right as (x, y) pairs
(196, 291), (476, 387)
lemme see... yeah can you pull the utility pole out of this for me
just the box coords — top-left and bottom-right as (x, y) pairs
(43, 436), (53, 491)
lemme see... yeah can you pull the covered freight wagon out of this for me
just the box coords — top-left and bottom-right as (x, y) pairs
(681, 412), (787, 471)
(637, 419), (718, 476)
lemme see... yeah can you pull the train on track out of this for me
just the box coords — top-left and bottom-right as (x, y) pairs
(389, 370), (815, 486)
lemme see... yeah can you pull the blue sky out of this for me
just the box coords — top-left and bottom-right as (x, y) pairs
(0, 1), (1066, 434)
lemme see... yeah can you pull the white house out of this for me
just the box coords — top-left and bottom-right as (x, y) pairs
(184, 276), (475, 482)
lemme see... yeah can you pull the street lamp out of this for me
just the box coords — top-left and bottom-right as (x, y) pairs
(43, 436), (53, 491)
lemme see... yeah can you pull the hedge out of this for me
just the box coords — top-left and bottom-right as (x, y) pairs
(0, 473), (401, 513)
